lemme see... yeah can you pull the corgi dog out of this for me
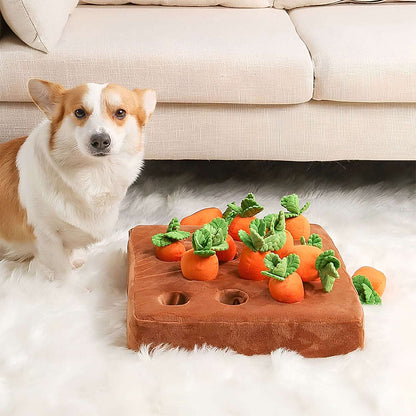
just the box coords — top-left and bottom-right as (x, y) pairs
(0, 79), (156, 280)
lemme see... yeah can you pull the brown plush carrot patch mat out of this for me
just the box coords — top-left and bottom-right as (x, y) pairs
(127, 224), (364, 358)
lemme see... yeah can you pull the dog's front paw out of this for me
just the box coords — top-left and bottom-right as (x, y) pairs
(70, 249), (87, 270)
(71, 258), (86, 270)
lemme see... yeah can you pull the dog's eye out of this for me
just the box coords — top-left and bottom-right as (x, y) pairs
(115, 109), (126, 120)
(74, 108), (86, 119)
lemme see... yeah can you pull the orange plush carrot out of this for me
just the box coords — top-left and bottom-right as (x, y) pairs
(152, 218), (190, 262)
(353, 266), (386, 297)
(281, 194), (311, 240)
(291, 234), (323, 282)
(291, 234), (341, 292)
(181, 248), (219, 281)
(154, 243), (186, 262)
(181, 221), (228, 281)
(264, 212), (294, 258)
(238, 218), (285, 281)
(276, 231), (294, 258)
(180, 207), (222, 226)
(223, 193), (264, 241)
(216, 233), (237, 262)
(262, 253), (304, 303)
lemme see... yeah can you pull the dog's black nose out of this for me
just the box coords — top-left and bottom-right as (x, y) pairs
(90, 133), (111, 150)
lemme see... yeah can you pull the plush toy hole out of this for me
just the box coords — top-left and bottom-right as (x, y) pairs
(159, 292), (189, 306)
(217, 289), (248, 306)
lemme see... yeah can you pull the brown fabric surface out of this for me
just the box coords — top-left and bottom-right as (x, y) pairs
(127, 224), (364, 357)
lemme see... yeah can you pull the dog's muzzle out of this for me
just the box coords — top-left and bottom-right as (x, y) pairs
(89, 132), (111, 156)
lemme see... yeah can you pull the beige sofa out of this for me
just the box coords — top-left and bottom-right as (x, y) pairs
(0, 1), (415, 160)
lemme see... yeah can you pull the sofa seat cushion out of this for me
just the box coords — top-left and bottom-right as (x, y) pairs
(289, 3), (416, 102)
(0, 5), (313, 105)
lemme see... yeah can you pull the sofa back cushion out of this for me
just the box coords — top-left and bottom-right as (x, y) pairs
(80, 1), (273, 6)
(274, 0), (414, 9)
(0, 0), (78, 52)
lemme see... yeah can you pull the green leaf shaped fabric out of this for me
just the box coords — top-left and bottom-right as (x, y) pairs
(152, 218), (190, 247)
(239, 218), (285, 252)
(165, 230), (192, 240)
(261, 252), (300, 280)
(263, 233), (286, 252)
(264, 212), (286, 234)
(238, 230), (255, 251)
(167, 217), (180, 232)
(250, 227), (266, 251)
(353, 275), (382, 305)
(225, 193), (264, 220)
(192, 228), (215, 257)
(281, 194), (310, 219)
(315, 250), (341, 271)
(151, 233), (174, 248)
(300, 233), (322, 249)
(250, 218), (266, 237)
(319, 263), (339, 293)
(240, 193), (264, 218)
(286, 254), (300, 276)
(315, 250), (341, 293)
(222, 203), (239, 225)
(203, 218), (229, 252)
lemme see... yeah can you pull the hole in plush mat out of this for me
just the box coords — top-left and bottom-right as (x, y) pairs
(217, 289), (248, 306)
(159, 292), (189, 306)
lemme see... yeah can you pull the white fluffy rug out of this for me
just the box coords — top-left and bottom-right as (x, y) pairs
(1, 161), (415, 416)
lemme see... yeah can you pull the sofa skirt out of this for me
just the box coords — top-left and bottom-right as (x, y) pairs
(1, 101), (415, 161)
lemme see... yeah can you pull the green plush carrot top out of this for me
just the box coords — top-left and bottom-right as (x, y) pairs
(223, 193), (264, 222)
(238, 218), (285, 253)
(152, 218), (190, 247)
(202, 218), (229, 253)
(264, 211), (286, 235)
(353, 275), (382, 305)
(261, 253), (300, 280)
(300, 234), (322, 249)
(315, 250), (341, 293)
(281, 194), (310, 218)
(192, 218), (229, 257)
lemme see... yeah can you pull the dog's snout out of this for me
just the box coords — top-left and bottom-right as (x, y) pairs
(90, 133), (111, 150)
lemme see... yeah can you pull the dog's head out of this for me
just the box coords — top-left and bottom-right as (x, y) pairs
(28, 79), (156, 161)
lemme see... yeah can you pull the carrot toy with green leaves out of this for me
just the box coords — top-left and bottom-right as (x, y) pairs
(352, 275), (382, 305)
(291, 234), (341, 292)
(181, 218), (229, 281)
(281, 194), (311, 240)
(238, 218), (286, 281)
(264, 212), (294, 258)
(261, 253), (304, 303)
(353, 266), (386, 297)
(224, 193), (264, 241)
(152, 218), (191, 262)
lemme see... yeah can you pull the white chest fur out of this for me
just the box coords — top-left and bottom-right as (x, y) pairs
(16, 121), (143, 249)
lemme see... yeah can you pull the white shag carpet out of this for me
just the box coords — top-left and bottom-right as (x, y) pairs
(1, 161), (415, 416)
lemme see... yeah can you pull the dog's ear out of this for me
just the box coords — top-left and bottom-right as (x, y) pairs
(28, 79), (65, 120)
(133, 89), (157, 126)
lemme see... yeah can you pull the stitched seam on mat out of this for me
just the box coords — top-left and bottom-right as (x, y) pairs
(18, 0), (47, 51)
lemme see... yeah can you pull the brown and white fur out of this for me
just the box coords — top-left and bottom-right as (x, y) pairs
(0, 79), (156, 280)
